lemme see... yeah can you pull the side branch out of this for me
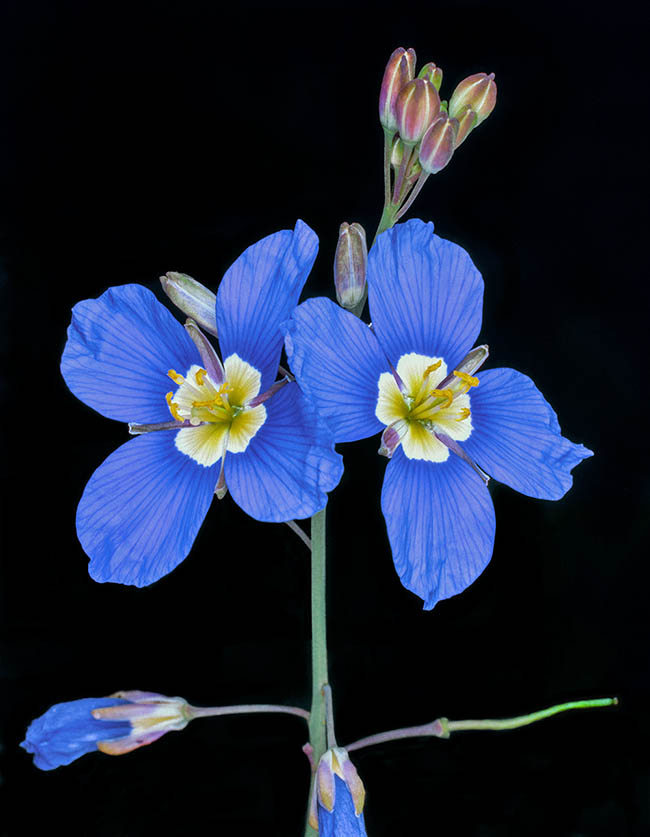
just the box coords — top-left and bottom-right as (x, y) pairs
(344, 697), (618, 752)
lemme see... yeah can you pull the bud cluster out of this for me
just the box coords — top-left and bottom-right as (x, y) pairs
(379, 47), (497, 184)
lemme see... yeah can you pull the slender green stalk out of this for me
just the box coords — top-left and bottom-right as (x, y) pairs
(344, 698), (618, 752)
(304, 507), (329, 837)
(446, 698), (618, 733)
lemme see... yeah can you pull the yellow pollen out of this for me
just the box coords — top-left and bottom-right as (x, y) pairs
(194, 368), (207, 386)
(167, 369), (185, 386)
(423, 360), (442, 377)
(453, 371), (479, 391)
(165, 391), (183, 422)
(456, 407), (471, 421)
(430, 388), (454, 409)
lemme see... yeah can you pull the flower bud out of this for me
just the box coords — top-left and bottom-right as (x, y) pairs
(334, 222), (367, 310)
(379, 47), (416, 133)
(395, 78), (441, 146)
(309, 747), (367, 834)
(449, 72), (497, 126)
(417, 61), (443, 91)
(21, 691), (191, 770)
(160, 271), (218, 336)
(418, 113), (459, 174)
(455, 107), (478, 146)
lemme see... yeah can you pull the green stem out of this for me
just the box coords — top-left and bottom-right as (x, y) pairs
(343, 697), (618, 752)
(304, 507), (329, 837)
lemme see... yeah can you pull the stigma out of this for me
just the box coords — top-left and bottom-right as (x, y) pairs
(165, 354), (267, 467)
(375, 352), (477, 462)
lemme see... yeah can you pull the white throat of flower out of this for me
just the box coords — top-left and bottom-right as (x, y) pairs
(165, 354), (266, 467)
(375, 352), (478, 462)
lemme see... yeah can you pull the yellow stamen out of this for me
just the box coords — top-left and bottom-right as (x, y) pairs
(456, 407), (471, 421)
(194, 368), (207, 386)
(423, 360), (442, 377)
(167, 369), (185, 386)
(430, 388), (454, 409)
(165, 391), (183, 422)
(453, 371), (479, 392)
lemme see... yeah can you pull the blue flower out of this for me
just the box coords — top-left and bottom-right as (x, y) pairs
(21, 691), (190, 770)
(310, 748), (367, 836)
(284, 219), (593, 610)
(61, 221), (343, 587)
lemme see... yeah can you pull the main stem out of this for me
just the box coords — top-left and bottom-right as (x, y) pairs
(305, 507), (329, 836)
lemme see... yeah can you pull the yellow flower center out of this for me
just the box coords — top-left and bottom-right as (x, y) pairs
(375, 352), (478, 462)
(165, 354), (266, 467)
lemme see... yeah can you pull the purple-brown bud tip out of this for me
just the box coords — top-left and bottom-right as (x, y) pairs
(449, 72), (497, 128)
(334, 222), (367, 310)
(417, 61), (443, 92)
(379, 47), (416, 133)
(395, 78), (441, 146)
(418, 113), (458, 174)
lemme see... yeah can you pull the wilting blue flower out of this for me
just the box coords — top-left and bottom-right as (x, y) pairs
(284, 219), (592, 609)
(309, 748), (367, 836)
(61, 221), (342, 586)
(21, 691), (190, 770)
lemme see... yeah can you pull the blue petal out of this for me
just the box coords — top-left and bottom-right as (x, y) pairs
(284, 298), (387, 443)
(77, 432), (218, 586)
(318, 776), (368, 837)
(462, 367), (594, 500)
(368, 219), (484, 370)
(216, 221), (318, 391)
(21, 698), (130, 770)
(381, 448), (496, 610)
(225, 382), (343, 521)
(61, 284), (201, 424)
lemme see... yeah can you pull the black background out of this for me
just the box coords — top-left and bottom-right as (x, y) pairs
(2, 2), (649, 835)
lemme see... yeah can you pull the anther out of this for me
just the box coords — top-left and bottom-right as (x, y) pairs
(165, 391), (183, 422)
(456, 407), (471, 421)
(194, 368), (207, 386)
(430, 388), (454, 409)
(423, 360), (442, 377)
(453, 371), (479, 392)
(167, 369), (185, 386)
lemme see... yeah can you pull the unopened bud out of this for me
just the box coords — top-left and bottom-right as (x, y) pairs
(418, 113), (458, 174)
(454, 107), (478, 146)
(449, 72), (497, 126)
(334, 223), (367, 310)
(418, 61), (443, 92)
(395, 78), (441, 146)
(379, 47), (416, 133)
(160, 272), (218, 336)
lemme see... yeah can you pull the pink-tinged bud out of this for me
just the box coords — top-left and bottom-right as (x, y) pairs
(455, 107), (478, 146)
(379, 47), (416, 133)
(449, 72), (497, 126)
(91, 691), (190, 755)
(418, 113), (459, 174)
(334, 222), (367, 310)
(417, 61), (443, 92)
(160, 271), (218, 336)
(395, 78), (441, 146)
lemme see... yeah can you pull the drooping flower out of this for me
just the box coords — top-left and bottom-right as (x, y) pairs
(284, 219), (593, 610)
(61, 221), (343, 587)
(21, 691), (190, 770)
(309, 747), (367, 836)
